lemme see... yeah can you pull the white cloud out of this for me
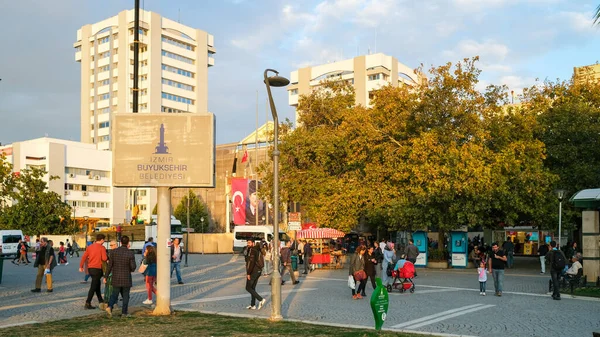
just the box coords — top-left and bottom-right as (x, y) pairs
(443, 39), (510, 64)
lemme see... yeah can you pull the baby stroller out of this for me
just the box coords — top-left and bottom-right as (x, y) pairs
(387, 261), (416, 293)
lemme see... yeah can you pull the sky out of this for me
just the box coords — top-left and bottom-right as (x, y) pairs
(1, 0), (599, 146)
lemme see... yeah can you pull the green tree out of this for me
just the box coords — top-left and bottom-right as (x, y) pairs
(173, 190), (209, 233)
(0, 165), (74, 235)
(277, 58), (556, 235)
(525, 74), (600, 231)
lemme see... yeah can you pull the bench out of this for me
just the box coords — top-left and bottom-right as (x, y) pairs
(548, 269), (586, 295)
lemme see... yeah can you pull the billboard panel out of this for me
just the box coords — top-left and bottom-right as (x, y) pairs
(112, 114), (215, 187)
(231, 178), (272, 225)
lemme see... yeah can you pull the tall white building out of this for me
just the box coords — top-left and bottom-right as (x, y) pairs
(74, 9), (215, 222)
(0, 138), (126, 225)
(288, 53), (423, 123)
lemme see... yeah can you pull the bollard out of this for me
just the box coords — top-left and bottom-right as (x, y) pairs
(291, 255), (298, 271)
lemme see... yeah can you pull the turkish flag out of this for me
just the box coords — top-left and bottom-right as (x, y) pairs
(241, 150), (248, 163)
(231, 178), (248, 225)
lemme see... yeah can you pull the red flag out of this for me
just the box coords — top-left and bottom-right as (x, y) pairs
(231, 178), (248, 225)
(241, 150), (248, 163)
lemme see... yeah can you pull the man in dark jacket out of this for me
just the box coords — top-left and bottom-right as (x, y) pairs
(405, 239), (420, 276)
(546, 240), (565, 300)
(245, 240), (266, 310)
(280, 241), (299, 285)
(538, 242), (549, 274)
(105, 236), (136, 317)
(31, 237), (56, 293)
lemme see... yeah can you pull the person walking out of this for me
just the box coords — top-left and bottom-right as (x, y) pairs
(71, 240), (80, 258)
(18, 240), (29, 265)
(79, 234), (108, 309)
(349, 245), (367, 299)
(31, 237), (56, 293)
(263, 242), (273, 277)
(538, 242), (549, 274)
(105, 236), (136, 318)
(487, 242), (507, 297)
(405, 239), (419, 276)
(12, 239), (24, 265)
(245, 240), (266, 310)
(364, 246), (378, 293)
(546, 240), (566, 300)
(58, 242), (68, 265)
(382, 243), (395, 285)
(170, 238), (184, 285)
(142, 237), (156, 257)
(477, 261), (488, 296)
(141, 245), (157, 305)
(373, 242), (383, 279)
(303, 241), (313, 274)
(298, 240), (305, 265)
(503, 238), (515, 268)
(279, 241), (299, 285)
(66, 239), (72, 258)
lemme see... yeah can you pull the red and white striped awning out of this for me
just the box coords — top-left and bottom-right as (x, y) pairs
(296, 228), (346, 239)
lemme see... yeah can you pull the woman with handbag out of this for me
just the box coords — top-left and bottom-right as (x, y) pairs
(142, 246), (157, 305)
(349, 245), (367, 300)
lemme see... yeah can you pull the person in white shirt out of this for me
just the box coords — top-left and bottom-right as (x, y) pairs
(565, 254), (583, 278)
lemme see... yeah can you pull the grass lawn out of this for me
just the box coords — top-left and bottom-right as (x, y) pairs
(562, 286), (600, 298)
(0, 310), (431, 337)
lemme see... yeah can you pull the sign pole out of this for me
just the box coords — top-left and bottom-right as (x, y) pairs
(154, 186), (172, 315)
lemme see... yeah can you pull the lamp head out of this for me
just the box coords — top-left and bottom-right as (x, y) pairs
(555, 189), (566, 201)
(266, 75), (290, 87)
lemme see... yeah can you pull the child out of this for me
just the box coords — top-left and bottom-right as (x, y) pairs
(477, 261), (487, 296)
(58, 242), (68, 265)
(143, 246), (157, 305)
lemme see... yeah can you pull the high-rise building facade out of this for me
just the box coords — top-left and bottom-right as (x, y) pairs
(288, 53), (423, 123)
(74, 9), (215, 150)
(74, 9), (215, 223)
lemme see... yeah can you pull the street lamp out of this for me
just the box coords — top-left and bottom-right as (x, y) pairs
(201, 217), (204, 255)
(555, 189), (566, 249)
(83, 216), (89, 246)
(264, 68), (289, 321)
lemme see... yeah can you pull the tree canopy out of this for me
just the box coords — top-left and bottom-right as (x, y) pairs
(0, 155), (75, 235)
(173, 190), (209, 233)
(277, 58), (558, 233)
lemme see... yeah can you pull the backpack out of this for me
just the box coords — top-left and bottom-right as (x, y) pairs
(552, 250), (566, 271)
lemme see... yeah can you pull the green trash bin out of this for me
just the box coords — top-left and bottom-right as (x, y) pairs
(291, 255), (298, 271)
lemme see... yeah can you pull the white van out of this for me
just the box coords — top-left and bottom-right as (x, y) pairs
(0, 230), (25, 257)
(233, 225), (289, 253)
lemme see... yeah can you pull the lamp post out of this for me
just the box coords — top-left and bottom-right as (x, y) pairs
(264, 68), (289, 321)
(201, 217), (204, 255)
(185, 189), (190, 267)
(83, 216), (89, 246)
(555, 189), (566, 249)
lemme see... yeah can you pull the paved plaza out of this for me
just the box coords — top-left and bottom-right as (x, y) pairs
(0, 254), (598, 337)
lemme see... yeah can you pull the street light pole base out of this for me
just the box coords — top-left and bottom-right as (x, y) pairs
(270, 269), (283, 320)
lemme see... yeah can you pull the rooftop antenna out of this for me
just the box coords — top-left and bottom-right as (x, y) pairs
(132, 0), (140, 113)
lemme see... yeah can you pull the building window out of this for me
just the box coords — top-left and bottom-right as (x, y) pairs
(161, 92), (193, 105)
(161, 50), (194, 64)
(129, 28), (147, 36)
(161, 36), (195, 51)
(98, 65), (110, 73)
(290, 89), (298, 95)
(139, 204), (147, 211)
(368, 74), (381, 81)
(99, 51), (111, 59)
(161, 106), (187, 113)
(98, 36), (110, 44)
(99, 121), (110, 129)
(99, 135), (110, 142)
(139, 190), (147, 196)
(161, 64), (194, 78)
(98, 93), (110, 101)
(162, 78), (193, 91)
(75, 46), (82, 52)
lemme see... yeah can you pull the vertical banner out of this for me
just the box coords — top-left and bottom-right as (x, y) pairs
(231, 178), (248, 225)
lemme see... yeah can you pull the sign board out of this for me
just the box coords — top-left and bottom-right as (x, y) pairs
(415, 253), (427, 267)
(288, 212), (301, 222)
(451, 253), (467, 268)
(112, 114), (215, 187)
(288, 222), (301, 231)
(181, 228), (195, 233)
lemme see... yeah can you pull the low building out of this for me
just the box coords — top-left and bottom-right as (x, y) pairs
(0, 137), (126, 227)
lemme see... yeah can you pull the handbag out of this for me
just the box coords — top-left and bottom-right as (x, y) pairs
(348, 275), (356, 289)
(138, 261), (148, 274)
(353, 270), (367, 281)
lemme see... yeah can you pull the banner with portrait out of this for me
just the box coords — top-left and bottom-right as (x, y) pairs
(231, 178), (270, 225)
